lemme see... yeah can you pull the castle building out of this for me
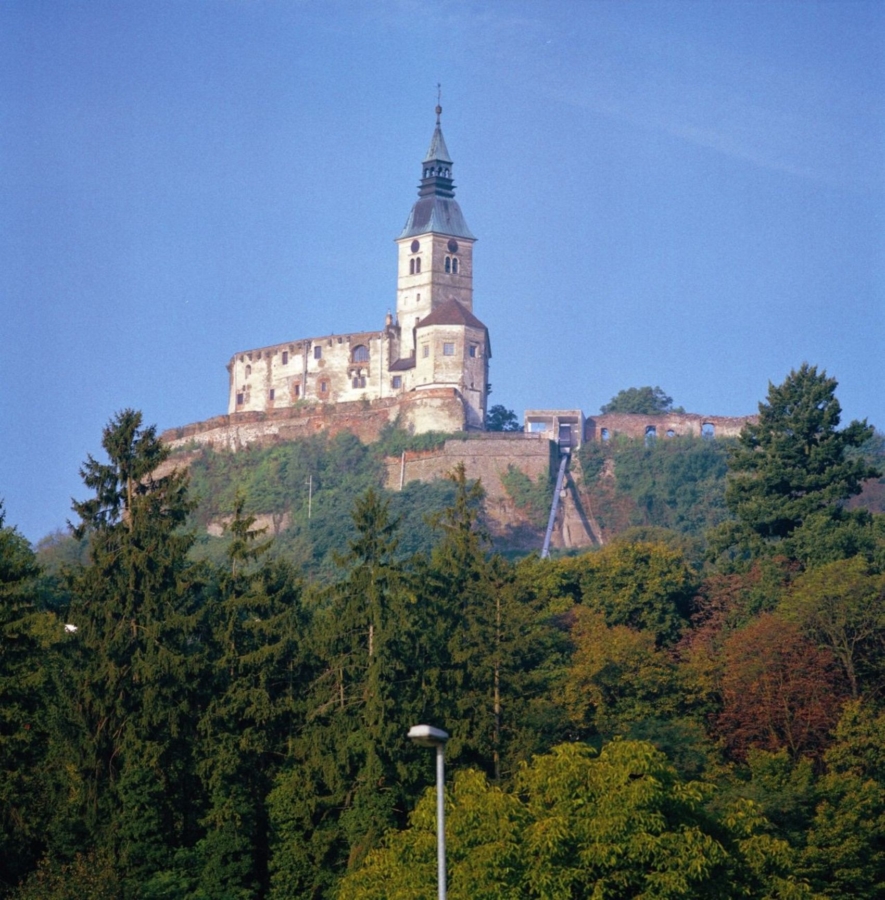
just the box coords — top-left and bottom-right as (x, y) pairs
(226, 106), (490, 431)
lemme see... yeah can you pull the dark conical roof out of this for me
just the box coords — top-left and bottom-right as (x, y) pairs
(399, 105), (475, 240)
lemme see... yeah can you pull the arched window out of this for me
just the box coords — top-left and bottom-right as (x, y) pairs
(445, 257), (451, 273)
(415, 257), (421, 273)
(409, 259), (415, 275)
(245, 364), (252, 377)
(601, 428), (610, 442)
(352, 345), (370, 363)
(452, 258), (458, 274)
(702, 422), (715, 439)
(645, 425), (657, 445)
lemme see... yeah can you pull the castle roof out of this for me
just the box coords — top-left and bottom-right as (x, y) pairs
(418, 299), (488, 333)
(399, 106), (475, 240)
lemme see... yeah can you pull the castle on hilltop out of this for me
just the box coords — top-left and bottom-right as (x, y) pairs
(225, 105), (490, 435)
(162, 107), (753, 460)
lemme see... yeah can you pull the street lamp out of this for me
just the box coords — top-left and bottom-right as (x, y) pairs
(408, 724), (449, 900)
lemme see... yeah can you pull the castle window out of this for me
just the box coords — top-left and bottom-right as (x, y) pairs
(443, 342), (455, 356)
(391, 375), (402, 389)
(245, 364), (252, 377)
(236, 393), (244, 406)
(314, 345), (322, 360)
(352, 375), (366, 389)
(702, 423), (715, 439)
(292, 383), (300, 398)
(469, 344), (477, 358)
(422, 344), (429, 358)
(319, 380), (328, 394)
(352, 345), (370, 363)
(269, 389), (275, 400)
(282, 351), (289, 365)
(444, 257), (451, 274)
(601, 428), (610, 442)
(645, 425), (657, 445)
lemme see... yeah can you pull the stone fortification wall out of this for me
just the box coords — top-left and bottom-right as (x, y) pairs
(585, 412), (755, 443)
(384, 433), (555, 496)
(161, 388), (470, 454)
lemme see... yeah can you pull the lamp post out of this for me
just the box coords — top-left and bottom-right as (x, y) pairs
(408, 724), (449, 900)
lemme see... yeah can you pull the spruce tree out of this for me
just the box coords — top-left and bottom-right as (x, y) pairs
(0, 505), (56, 894)
(60, 410), (205, 893)
(268, 489), (419, 899)
(195, 491), (307, 900)
(725, 364), (878, 548)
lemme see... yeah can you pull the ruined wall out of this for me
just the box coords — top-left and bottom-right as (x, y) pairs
(227, 328), (403, 415)
(383, 432), (554, 496)
(585, 412), (756, 442)
(162, 389), (472, 454)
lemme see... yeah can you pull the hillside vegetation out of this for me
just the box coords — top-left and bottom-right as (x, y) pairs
(3, 364), (885, 899)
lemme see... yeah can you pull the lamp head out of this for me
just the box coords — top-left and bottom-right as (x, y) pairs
(408, 724), (449, 747)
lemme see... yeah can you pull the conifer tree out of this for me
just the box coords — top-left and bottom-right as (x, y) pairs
(416, 465), (562, 779)
(723, 364), (879, 554)
(0, 504), (57, 894)
(59, 410), (205, 893)
(268, 488), (419, 899)
(195, 491), (307, 899)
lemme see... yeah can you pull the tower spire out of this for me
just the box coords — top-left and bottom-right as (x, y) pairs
(398, 101), (474, 239)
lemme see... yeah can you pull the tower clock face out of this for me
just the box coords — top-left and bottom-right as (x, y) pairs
(447, 239), (459, 253)
(410, 240), (420, 253)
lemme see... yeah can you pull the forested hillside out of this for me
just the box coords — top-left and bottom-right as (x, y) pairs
(3, 365), (885, 899)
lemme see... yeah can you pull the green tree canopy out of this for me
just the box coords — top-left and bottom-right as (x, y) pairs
(724, 364), (879, 547)
(601, 386), (681, 415)
(485, 404), (521, 432)
(337, 740), (813, 900)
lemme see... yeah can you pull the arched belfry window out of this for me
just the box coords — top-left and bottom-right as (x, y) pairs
(445, 257), (451, 273)
(415, 257), (421, 273)
(452, 258), (458, 274)
(352, 345), (370, 363)
(409, 259), (415, 275)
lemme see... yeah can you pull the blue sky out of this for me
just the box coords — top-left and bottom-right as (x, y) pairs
(2, 0), (883, 544)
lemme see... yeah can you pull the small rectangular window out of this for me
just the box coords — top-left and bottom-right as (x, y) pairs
(443, 342), (455, 356)
(469, 345), (477, 358)
(392, 375), (402, 389)
(422, 345), (429, 358)
(314, 345), (322, 359)
(293, 384), (300, 398)
(282, 351), (289, 365)
(269, 389), (275, 400)
(320, 381), (328, 394)
(529, 422), (548, 433)
(236, 393), (244, 406)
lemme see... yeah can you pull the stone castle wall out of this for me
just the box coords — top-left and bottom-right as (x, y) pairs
(383, 432), (555, 496)
(162, 388), (470, 453)
(585, 412), (755, 442)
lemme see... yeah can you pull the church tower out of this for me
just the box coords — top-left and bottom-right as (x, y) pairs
(395, 103), (476, 357)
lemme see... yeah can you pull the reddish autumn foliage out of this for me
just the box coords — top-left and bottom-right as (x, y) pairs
(716, 613), (848, 761)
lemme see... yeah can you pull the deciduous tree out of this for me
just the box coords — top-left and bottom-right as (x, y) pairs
(716, 613), (847, 760)
(601, 385), (680, 415)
